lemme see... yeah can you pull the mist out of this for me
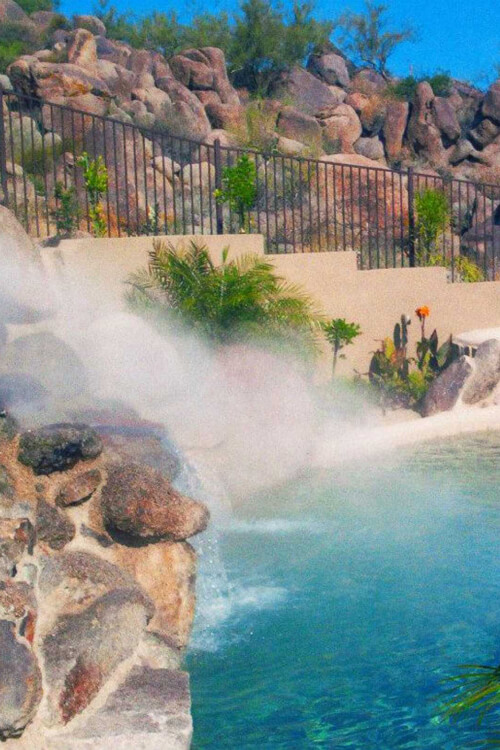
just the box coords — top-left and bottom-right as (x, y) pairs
(0, 238), (346, 502)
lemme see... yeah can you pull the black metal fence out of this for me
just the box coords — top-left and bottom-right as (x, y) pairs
(1, 91), (499, 280)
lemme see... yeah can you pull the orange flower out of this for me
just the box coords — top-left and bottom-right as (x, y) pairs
(415, 306), (430, 320)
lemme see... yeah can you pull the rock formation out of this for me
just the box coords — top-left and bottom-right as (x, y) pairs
(422, 339), (500, 415)
(0, 198), (209, 750)
(0, 1), (498, 256)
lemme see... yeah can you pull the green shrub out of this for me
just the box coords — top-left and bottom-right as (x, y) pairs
(453, 255), (484, 283)
(77, 152), (108, 237)
(52, 182), (79, 236)
(0, 22), (40, 73)
(388, 75), (418, 101)
(16, 0), (56, 13)
(214, 154), (257, 231)
(428, 71), (452, 97)
(126, 239), (321, 353)
(389, 72), (452, 101)
(414, 188), (450, 265)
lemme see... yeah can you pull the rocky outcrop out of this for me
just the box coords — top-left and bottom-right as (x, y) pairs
(0, 0), (498, 245)
(422, 339), (500, 415)
(0, 402), (208, 747)
(461, 339), (500, 404)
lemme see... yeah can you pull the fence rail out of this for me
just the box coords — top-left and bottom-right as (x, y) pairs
(1, 90), (499, 281)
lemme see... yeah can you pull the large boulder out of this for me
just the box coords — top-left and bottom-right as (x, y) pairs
(155, 78), (211, 141)
(462, 339), (500, 404)
(101, 462), (209, 542)
(18, 423), (102, 475)
(407, 82), (446, 166)
(482, 80), (500, 124)
(67, 28), (98, 69)
(0, 0), (34, 26)
(354, 135), (385, 161)
(0, 619), (42, 739)
(469, 118), (500, 149)
(276, 106), (322, 149)
(8, 57), (111, 101)
(382, 100), (409, 162)
(421, 356), (473, 416)
(274, 66), (343, 116)
(307, 52), (350, 88)
(321, 103), (362, 153)
(73, 14), (106, 37)
(432, 96), (461, 144)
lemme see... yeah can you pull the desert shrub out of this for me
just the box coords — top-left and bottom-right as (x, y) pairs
(453, 255), (484, 283)
(428, 71), (453, 97)
(369, 309), (453, 410)
(336, 1), (416, 77)
(126, 239), (322, 354)
(388, 71), (453, 101)
(229, 0), (332, 94)
(414, 187), (450, 264)
(232, 99), (278, 151)
(388, 75), (418, 101)
(52, 182), (80, 236)
(16, 0), (56, 12)
(77, 152), (108, 237)
(0, 22), (40, 73)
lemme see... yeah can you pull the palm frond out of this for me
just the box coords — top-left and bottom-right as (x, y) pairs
(439, 664), (500, 726)
(126, 239), (323, 353)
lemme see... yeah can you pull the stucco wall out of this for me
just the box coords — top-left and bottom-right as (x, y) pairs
(41, 234), (500, 376)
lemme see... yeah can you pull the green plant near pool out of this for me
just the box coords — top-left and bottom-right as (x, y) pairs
(369, 309), (453, 410)
(126, 239), (322, 355)
(322, 318), (361, 376)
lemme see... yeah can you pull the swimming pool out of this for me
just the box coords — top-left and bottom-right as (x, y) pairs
(187, 434), (500, 749)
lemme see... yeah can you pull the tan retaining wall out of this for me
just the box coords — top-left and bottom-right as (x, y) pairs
(40, 234), (500, 376)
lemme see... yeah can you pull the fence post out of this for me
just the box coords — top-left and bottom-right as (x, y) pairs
(214, 138), (224, 235)
(407, 166), (416, 267)
(0, 91), (9, 208)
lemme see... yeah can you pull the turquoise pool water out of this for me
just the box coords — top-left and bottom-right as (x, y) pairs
(187, 434), (500, 749)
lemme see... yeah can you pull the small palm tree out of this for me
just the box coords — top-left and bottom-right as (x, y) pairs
(126, 239), (322, 354)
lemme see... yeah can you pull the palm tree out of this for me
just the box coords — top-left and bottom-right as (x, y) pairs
(126, 239), (322, 355)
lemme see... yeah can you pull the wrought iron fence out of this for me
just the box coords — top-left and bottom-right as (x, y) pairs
(1, 90), (499, 280)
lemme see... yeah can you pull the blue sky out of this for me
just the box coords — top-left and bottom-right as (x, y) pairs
(60, 0), (500, 86)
